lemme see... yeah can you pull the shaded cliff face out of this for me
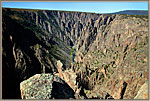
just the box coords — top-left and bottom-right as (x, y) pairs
(2, 8), (117, 52)
(2, 8), (72, 98)
(2, 8), (148, 99)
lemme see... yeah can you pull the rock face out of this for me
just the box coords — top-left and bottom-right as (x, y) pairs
(134, 81), (148, 99)
(20, 73), (75, 99)
(56, 60), (78, 92)
(2, 8), (116, 53)
(20, 74), (53, 99)
(52, 75), (75, 99)
(2, 8), (72, 98)
(71, 13), (148, 99)
(2, 8), (148, 99)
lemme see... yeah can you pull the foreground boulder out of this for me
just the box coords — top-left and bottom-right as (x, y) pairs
(20, 73), (75, 99)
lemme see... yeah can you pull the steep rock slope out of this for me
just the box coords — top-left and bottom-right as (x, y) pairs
(2, 8), (71, 98)
(2, 8), (148, 99)
(72, 14), (148, 99)
(3, 8), (116, 52)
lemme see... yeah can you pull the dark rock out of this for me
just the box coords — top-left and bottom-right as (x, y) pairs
(105, 93), (114, 99)
(52, 75), (75, 99)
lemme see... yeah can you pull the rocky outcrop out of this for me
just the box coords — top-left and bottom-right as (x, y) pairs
(20, 74), (54, 99)
(74, 51), (83, 63)
(56, 60), (77, 92)
(55, 60), (88, 99)
(20, 73), (75, 99)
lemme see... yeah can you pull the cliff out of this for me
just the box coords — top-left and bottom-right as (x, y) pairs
(2, 8), (148, 99)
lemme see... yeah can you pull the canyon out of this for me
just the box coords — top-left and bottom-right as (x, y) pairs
(2, 8), (148, 99)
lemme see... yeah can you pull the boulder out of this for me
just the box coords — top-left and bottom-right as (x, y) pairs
(20, 74), (53, 99)
(20, 73), (75, 99)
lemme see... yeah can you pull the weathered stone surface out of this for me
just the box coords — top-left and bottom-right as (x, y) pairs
(75, 51), (83, 63)
(20, 74), (53, 99)
(56, 60), (78, 91)
(20, 73), (75, 99)
(134, 81), (148, 99)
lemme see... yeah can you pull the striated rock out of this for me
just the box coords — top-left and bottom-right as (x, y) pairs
(74, 51), (83, 63)
(56, 60), (64, 78)
(56, 60), (78, 91)
(20, 73), (75, 99)
(98, 66), (108, 79)
(111, 81), (127, 99)
(56, 60), (87, 99)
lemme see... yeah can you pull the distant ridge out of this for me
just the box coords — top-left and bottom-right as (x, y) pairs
(111, 10), (148, 15)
